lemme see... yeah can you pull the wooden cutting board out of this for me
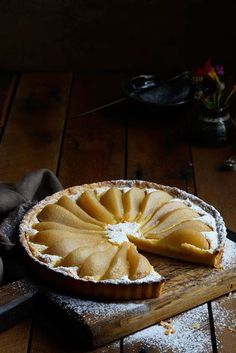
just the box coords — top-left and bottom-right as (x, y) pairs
(1, 238), (236, 349)
(43, 238), (236, 348)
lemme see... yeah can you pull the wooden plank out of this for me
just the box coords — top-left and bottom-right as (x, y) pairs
(211, 292), (236, 353)
(123, 304), (213, 353)
(0, 73), (72, 182)
(69, 73), (125, 117)
(122, 111), (212, 352)
(191, 144), (236, 231)
(0, 280), (37, 332)
(126, 111), (195, 192)
(58, 74), (126, 187)
(1, 1), (236, 75)
(0, 72), (17, 139)
(0, 319), (31, 353)
(30, 319), (120, 353)
(54, 238), (234, 349)
(29, 74), (125, 352)
(191, 143), (236, 352)
(0, 73), (72, 352)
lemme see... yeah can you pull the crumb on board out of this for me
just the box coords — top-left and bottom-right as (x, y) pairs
(164, 329), (175, 335)
(192, 323), (201, 330)
(160, 320), (175, 335)
(228, 326), (236, 333)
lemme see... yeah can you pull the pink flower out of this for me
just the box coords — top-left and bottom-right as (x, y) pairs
(215, 65), (224, 76)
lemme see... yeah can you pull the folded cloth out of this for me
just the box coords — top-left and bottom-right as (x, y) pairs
(0, 169), (63, 253)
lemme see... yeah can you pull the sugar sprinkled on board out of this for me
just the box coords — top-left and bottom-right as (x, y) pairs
(124, 286), (236, 353)
(221, 238), (236, 268)
(47, 290), (148, 322)
(124, 304), (212, 353)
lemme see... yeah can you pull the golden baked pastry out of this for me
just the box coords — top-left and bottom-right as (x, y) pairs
(19, 180), (226, 300)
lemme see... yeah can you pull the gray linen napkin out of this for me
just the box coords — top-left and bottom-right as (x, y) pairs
(0, 169), (63, 281)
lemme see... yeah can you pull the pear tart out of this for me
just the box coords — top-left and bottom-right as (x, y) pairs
(19, 180), (227, 300)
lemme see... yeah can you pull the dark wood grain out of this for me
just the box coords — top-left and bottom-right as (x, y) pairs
(0, 1), (236, 73)
(0, 319), (32, 353)
(0, 73), (72, 353)
(30, 320), (120, 353)
(69, 73), (126, 117)
(122, 108), (211, 352)
(0, 280), (37, 332)
(191, 144), (236, 352)
(28, 73), (125, 352)
(0, 73), (72, 182)
(212, 293), (236, 353)
(123, 304), (213, 353)
(126, 110), (195, 192)
(0, 72), (18, 140)
(0, 72), (236, 353)
(58, 74), (126, 187)
(191, 145), (236, 232)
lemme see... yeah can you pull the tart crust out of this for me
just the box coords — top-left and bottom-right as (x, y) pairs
(19, 180), (227, 300)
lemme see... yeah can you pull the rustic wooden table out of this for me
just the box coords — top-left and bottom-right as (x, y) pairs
(0, 72), (236, 353)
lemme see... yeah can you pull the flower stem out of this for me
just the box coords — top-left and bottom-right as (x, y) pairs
(225, 85), (236, 106)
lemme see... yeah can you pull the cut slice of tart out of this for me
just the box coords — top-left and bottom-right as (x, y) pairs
(19, 180), (227, 300)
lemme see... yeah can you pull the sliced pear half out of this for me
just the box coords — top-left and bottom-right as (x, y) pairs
(100, 187), (124, 221)
(78, 191), (116, 224)
(123, 187), (145, 221)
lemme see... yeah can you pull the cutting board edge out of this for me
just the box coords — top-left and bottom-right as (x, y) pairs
(91, 270), (236, 348)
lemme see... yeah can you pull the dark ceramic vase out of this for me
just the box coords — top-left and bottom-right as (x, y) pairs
(188, 105), (235, 145)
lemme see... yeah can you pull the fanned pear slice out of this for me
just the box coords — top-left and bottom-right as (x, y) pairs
(33, 221), (105, 234)
(58, 196), (104, 226)
(78, 191), (116, 224)
(59, 241), (111, 267)
(142, 201), (188, 233)
(37, 204), (101, 230)
(156, 229), (210, 250)
(149, 208), (199, 234)
(123, 187), (145, 221)
(146, 220), (211, 239)
(137, 191), (173, 224)
(103, 242), (130, 280)
(79, 246), (118, 281)
(32, 230), (103, 247)
(128, 243), (153, 280)
(44, 238), (102, 257)
(100, 187), (124, 221)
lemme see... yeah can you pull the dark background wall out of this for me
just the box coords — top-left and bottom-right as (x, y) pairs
(0, 0), (235, 73)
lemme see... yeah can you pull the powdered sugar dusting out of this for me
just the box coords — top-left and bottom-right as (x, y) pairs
(101, 269), (161, 284)
(105, 222), (141, 244)
(124, 304), (212, 353)
(221, 239), (236, 268)
(47, 290), (148, 320)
